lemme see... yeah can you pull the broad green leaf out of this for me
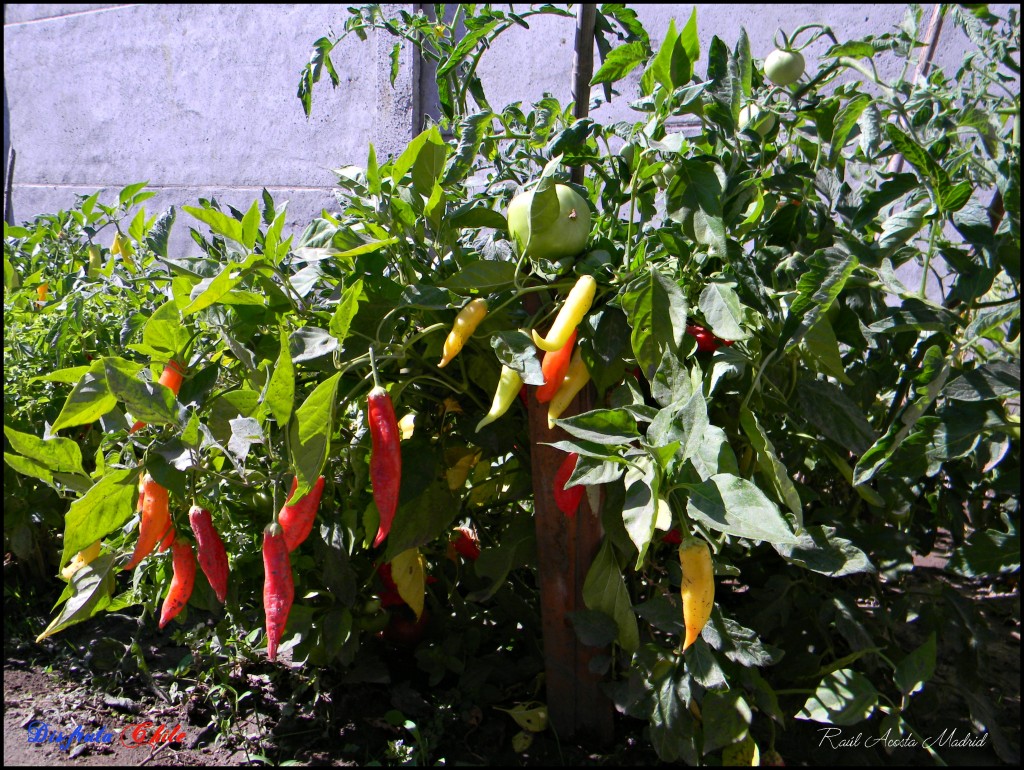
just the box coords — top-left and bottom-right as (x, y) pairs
(686, 473), (799, 544)
(51, 361), (117, 433)
(772, 526), (874, 577)
(184, 205), (244, 244)
(795, 380), (877, 457)
(796, 669), (878, 726)
(556, 408), (640, 444)
(582, 539), (640, 652)
(36, 555), (116, 641)
(621, 459), (657, 569)
(893, 633), (936, 697)
(264, 326), (295, 426)
(60, 469), (137, 568)
(104, 357), (178, 426)
(330, 278), (365, 345)
(698, 282), (748, 341)
(4, 426), (87, 477)
(739, 407), (802, 520)
(289, 372), (340, 497)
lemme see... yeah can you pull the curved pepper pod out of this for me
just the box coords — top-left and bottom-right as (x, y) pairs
(531, 275), (596, 352)
(278, 475), (326, 552)
(123, 474), (171, 570)
(475, 366), (523, 432)
(553, 452), (585, 517)
(189, 505), (230, 603)
(262, 522), (294, 662)
(678, 536), (714, 650)
(159, 538), (196, 630)
(438, 298), (488, 368)
(368, 387), (402, 548)
(535, 328), (577, 404)
(546, 348), (590, 429)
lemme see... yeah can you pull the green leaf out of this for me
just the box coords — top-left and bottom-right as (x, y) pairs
(556, 408), (640, 444)
(3, 426), (87, 479)
(796, 380), (878, 457)
(490, 330), (544, 385)
(60, 469), (137, 568)
(36, 555), (117, 641)
(582, 539), (640, 652)
(49, 360), (117, 433)
(893, 633), (936, 697)
(739, 407), (802, 520)
(621, 459), (657, 570)
(183, 204), (244, 244)
(330, 278), (365, 345)
(702, 690), (752, 754)
(797, 669), (878, 726)
(240, 199), (261, 250)
(698, 282), (748, 341)
(686, 473), (799, 544)
(441, 260), (517, 292)
(104, 357), (179, 426)
(142, 300), (187, 358)
(621, 266), (688, 376)
(779, 247), (858, 352)
(591, 41), (648, 85)
(264, 326), (295, 426)
(289, 372), (340, 497)
(772, 526), (874, 577)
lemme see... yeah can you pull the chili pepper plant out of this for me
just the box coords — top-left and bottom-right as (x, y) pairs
(3, 4), (1020, 764)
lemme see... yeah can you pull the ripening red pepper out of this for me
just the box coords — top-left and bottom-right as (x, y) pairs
(158, 525), (176, 553)
(189, 506), (229, 603)
(278, 475), (326, 552)
(159, 538), (196, 629)
(124, 474), (171, 570)
(368, 387), (402, 548)
(663, 528), (683, 545)
(553, 452), (585, 517)
(452, 527), (481, 561)
(263, 522), (294, 662)
(685, 323), (733, 352)
(535, 328), (578, 404)
(131, 359), (186, 433)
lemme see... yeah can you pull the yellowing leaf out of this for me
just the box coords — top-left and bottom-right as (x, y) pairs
(390, 548), (426, 620)
(722, 735), (760, 766)
(496, 701), (548, 733)
(399, 412), (416, 440)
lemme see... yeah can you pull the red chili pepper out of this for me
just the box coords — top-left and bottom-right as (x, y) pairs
(452, 527), (481, 561)
(535, 328), (578, 404)
(124, 474), (171, 570)
(517, 384), (528, 407)
(685, 323), (733, 352)
(278, 475), (326, 552)
(189, 506), (229, 603)
(553, 452), (585, 517)
(368, 386), (402, 548)
(263, 522), (294, 662)
(157, 525), (176, 553)
(130, 359), (186, 433)
(159, 538), (196, 630)
(663, 528), (683, 545)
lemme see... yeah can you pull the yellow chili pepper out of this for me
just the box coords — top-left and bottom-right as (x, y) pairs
(439, 298), (488, 368)
(546, 348), (590, 429)
(476, 366), (523, 432)
(679, 536), (714, 650)
(531, 275), (596, 352)
(87, 244), (103, 278)
(60, 540), (102, 581)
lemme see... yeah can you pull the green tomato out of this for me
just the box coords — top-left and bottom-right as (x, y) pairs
(738, 104), (776, 136)
(507, 183), (591, 262)
(764, 49), (805, 86)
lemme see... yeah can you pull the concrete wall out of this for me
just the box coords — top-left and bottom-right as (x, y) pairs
(2, 4), (1008, 257)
